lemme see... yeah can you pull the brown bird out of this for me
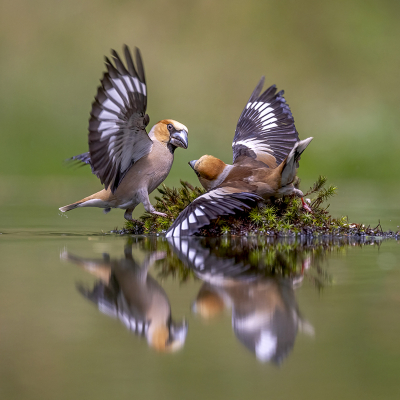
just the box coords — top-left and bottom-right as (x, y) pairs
(166, 78), (312, 237)
(59, 46), (188, 221)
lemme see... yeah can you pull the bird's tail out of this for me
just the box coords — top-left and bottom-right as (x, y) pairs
(59, 192), (106, 213)
(59, 201), (82, 212)
(280, 137), (313, 186)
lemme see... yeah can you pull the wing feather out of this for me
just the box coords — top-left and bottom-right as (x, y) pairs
(65, 152), (95, 173)
(166, 188), (261, 237)
(232, 78), (299, 167)
(89, 45), (153, 193)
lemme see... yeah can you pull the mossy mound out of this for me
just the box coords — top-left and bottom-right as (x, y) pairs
(121, 177), (394, 237)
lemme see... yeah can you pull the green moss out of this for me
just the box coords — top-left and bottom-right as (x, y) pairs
(125, 180), (205, 234)
(122, 176), (389, 237)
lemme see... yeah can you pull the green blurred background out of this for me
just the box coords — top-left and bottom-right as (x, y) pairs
(1, 0), (399, 228)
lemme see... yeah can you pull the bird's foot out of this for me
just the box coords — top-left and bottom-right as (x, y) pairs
(152, 211), (168, 218)
(301, 197), (313, 213)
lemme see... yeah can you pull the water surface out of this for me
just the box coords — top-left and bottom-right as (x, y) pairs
(1, 221), (400, 400)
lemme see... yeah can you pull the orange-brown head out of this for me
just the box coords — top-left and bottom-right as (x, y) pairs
(150, 119), (188, 150)
(189, 155), (228, 190)
(192, 289), (225, 319)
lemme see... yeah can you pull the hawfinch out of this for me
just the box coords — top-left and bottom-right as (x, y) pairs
(59, 46), (188, 221)
(166, 78), (312, 237)
(61, 244), (188, 352)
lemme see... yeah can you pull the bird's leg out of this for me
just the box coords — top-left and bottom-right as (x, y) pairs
(291, 188), (313, 213)
(124, 209), (135, 221)
(139, 189), (167, 218)
(124, 243), (133, 259)
(301, 197), (313, 213)
(141, 251), (167, 275)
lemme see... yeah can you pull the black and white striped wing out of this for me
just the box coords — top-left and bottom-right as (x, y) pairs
(232, 77), (299, 167)
(76, 283), (150, 337)
(167, 237), (253, 278)
(89, 45), (153, 193)
(165, 188), (261, 237)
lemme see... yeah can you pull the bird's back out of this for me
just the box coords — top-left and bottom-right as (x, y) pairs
(221, 163), (281, 197)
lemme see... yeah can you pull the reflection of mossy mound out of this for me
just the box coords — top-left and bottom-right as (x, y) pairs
(129, 235), (386, 289)
(121, 177), (393, 237)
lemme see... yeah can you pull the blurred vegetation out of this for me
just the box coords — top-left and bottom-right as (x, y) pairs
(1, 0), (400, 191)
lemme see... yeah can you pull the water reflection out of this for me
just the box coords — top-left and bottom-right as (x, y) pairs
(61, 244), (188, 352)
(62, 235), (383, 363)
(194, 278), (313, 363)
(168, 237), (315, 363)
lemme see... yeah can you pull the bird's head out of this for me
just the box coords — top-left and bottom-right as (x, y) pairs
(192, 287), (225, 319)
(189, 155), (227, 190)
(151, 119), (188, 151)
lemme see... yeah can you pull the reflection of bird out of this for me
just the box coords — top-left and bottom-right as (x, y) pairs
(166, 79), (311, 236)
(61, 244), (187, 352)
(168, 237), (313, 364)
(59, 46), (188, 221)
(193, 278), (313, 364)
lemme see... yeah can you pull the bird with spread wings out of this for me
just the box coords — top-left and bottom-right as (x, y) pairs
(60, 46), (188, 221)
(166, 78), (312, 237)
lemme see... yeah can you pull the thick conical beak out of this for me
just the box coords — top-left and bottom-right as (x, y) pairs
(189, 160), (197, 170)
(170, 130), (188, 149)
(167, 319), (188, 351)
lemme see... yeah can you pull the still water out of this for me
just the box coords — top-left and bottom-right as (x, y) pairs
(1, 212), (400, 400)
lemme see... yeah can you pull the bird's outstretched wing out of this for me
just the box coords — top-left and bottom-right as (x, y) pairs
(232, 77), (299, 168)
(89, 45), (153, 193)
(166, 188), (261, 237)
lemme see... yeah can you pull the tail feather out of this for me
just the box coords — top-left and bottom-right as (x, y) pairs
(281, 137), (313, 186)
(59, 202), (83, 212)
(59, 191), (107, 213)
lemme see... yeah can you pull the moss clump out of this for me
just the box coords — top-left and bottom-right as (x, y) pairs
(122, 176), (392, 237)
(125, 180), (205, 234)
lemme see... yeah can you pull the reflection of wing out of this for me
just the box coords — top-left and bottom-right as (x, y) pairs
(89, 45), (153, 193)
(77, 282), (150, 336)
(234, 312), (297, 364)
(166, 188), (261, 237)
(168, 237), (253, 279)
(232, 77), (299, 167)
(234, 280), (300, 364)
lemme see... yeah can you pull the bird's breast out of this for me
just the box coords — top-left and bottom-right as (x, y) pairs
(114, 143), (174, 200)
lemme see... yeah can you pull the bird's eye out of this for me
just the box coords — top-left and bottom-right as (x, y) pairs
(167, 124), (173, 131)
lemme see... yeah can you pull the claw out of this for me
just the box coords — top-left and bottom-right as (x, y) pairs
(301, 197), (313, 213)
